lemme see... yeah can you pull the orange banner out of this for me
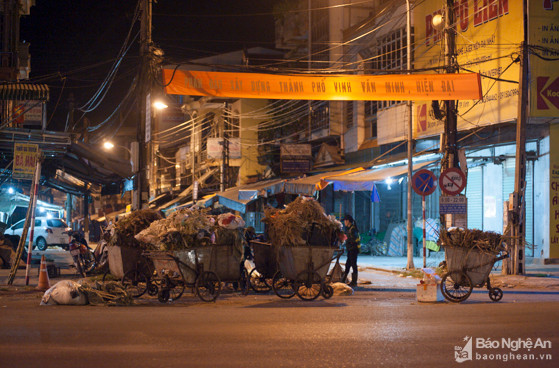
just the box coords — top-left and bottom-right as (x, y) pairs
(163, 69), (482, 101)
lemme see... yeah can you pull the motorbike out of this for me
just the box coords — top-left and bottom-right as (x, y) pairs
(64, 230), (96, 277)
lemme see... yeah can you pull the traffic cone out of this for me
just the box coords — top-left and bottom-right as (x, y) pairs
(36, 255), (51, 291)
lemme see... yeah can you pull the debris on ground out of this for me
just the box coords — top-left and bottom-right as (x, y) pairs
(331, 282), (354, 296)
(40, 280), (88, 305)
(78, 281), (134, 306)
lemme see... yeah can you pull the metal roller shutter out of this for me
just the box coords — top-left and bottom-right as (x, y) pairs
(466, 166), (483, 229)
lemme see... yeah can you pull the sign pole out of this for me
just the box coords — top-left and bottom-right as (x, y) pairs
(422, 195), (426, 268)
(24, 159), (41, 285)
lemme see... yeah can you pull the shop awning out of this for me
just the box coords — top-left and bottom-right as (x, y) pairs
(329, 160), (438, 192)
(0, 83), (49, 101)
(216, 178), (286, 214)
(284, 167), (365, 196)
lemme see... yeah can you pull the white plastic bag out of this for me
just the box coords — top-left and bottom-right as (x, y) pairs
(40, 280), (88, 306)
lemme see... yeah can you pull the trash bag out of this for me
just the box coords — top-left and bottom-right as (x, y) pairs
(40, 280), (88, 306)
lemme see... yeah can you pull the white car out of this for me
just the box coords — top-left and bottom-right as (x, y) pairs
(6, 217), (70, 251)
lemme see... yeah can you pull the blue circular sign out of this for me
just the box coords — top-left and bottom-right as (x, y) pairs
(412, 169), (437, 196)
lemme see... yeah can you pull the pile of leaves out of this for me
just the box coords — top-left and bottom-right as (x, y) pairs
(262, 196), (342, 248)
(108, 209), (163, 249)
(440, 228), (505, 255)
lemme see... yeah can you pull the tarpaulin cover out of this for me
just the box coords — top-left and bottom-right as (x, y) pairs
(216, 179), (285, 214)
(329, 161), (437, 192)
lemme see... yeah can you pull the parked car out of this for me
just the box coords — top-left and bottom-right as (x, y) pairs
(6, 217), (70, 251)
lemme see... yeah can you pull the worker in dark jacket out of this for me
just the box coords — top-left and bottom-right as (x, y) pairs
(342, 214), (360, 287)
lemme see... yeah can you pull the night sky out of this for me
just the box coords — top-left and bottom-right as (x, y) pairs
(20, 0), (277, 133)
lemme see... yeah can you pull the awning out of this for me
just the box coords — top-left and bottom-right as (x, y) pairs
(284, 167), (365, 196)
(216, 178), (285, 214)
(0, 83), (49, 101)
(329, 160), (438, 192)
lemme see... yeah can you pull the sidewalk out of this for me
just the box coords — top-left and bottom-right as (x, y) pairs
(350, 253), (559, 289)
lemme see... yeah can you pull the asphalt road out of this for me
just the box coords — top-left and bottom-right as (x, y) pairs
(1, 280), (558, 368)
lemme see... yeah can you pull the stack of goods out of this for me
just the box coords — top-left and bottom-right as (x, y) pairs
(108, 209), (163, 249)
(261, 196), (342, 248)
(134, 207), (245, 251)
(440, 228), (505, 255)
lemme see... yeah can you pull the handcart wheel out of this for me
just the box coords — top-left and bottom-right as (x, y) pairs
(240, 269), (250, 296)
(168, 280), (186, 301)
(272, 271), (296, 299)
(441, 271), (473, 303)
(488, 287), (503, 302)
(195, 271), (221, 302)
(147, 282), (158, 296)
(294, 270), (323, 301)
(121, 269), (149, 298)
(249, 268), (271, 293)
(322, 284), (334, 299)
(158, 289), (170, 303)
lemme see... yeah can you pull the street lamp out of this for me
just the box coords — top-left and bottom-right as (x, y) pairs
(103, 141), (132, 155)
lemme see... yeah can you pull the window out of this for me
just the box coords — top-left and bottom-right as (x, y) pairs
(13, 220), (24, 230)
(35, 219), (41, 227)
(345, 101), (354, 129)
(367, 27), (412, 111)
(47, 219), (67, 228)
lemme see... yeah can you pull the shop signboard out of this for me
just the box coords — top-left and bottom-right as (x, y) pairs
(13, 143), (39, 180)
(412, 0), (522, 141)
(530, 1), (559, 118)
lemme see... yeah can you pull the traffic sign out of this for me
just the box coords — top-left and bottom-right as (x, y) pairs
(412, 169), (437, 196)
(439, 167), (467, 195)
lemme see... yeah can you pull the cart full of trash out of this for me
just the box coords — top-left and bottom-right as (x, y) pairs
(261, 197), (344, 301)
(133, 209), (248, 302)
(439, 228), (509, 303)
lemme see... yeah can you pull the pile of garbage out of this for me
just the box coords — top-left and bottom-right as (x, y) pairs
(108, 209), (163, 249)
(440, 228), (505, 255)
(134, 207), (245, 250)
(40, 280), (134, 306)
(262, 196), (342, 248)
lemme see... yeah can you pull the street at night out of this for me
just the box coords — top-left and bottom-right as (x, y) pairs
(2, 1), (559, 367)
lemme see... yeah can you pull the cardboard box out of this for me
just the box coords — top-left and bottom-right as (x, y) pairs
(416, 283), (444, 302)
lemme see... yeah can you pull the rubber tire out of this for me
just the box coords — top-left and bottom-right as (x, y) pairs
(441, 271), (473, 303)
(322, 284), (334, 299)
(158, 289), (170, 303)
(272, 271), (296, 299)
(81, 250), (96, 274)
(147, 282), (159, 296)
(195, 271), (221, 302)
(294, 270), (323, 301)
(122, 269), (148, 298)
(489, 287), (503, 302)
(35, 237), (48, 251)
(249, 268), (271, 293)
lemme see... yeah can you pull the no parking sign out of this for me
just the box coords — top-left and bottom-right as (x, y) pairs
(412, 169), (437, 196)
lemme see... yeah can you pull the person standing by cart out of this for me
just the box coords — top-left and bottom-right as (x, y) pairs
(342, 214), (360, 287)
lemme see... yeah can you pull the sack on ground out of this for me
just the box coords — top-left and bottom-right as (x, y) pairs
(40, 280), (88, 306)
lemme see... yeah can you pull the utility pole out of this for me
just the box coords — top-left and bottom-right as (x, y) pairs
(440, 0), (459, 232)
(504, 0), (528, 275)
(442, 0), (458, 172)
(135, 0), (152, 210)
(405, 0), (414, 270)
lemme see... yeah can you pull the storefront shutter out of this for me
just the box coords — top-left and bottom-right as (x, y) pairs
(466, 166), (483, 229)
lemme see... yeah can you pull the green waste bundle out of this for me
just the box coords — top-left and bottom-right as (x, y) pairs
(134, 207), (245, 251)
(440, 228), (505, 255)
(79, 281), (134, 306)
(108, 209), (163, 249)
(262, 196), (342, 248)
